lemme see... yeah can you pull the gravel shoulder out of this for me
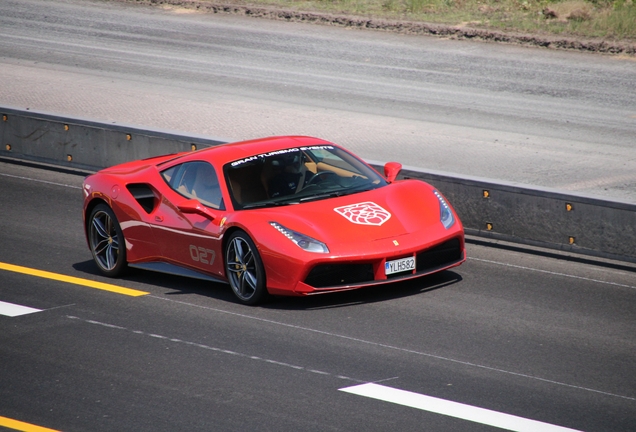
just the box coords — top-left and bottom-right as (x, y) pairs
(126, 0), (636, 55)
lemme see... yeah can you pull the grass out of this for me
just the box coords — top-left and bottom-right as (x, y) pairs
(208, 0), (636, 40)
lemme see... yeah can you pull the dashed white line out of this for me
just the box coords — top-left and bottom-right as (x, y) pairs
(65, 315), (361, 383)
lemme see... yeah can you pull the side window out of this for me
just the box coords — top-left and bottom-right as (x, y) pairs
(161, 162), (224, 210)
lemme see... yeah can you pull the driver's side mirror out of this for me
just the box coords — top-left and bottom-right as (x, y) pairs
(384, 162), (402, 183)
(178, 199), (217, 221)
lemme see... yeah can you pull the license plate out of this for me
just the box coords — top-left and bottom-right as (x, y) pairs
(385, 256), (416, 275)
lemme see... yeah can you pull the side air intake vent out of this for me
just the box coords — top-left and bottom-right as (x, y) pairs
(416, 238), (462, 272)
(126, 184), (157, 214)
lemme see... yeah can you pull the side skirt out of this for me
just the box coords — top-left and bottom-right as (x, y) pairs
(129, 262), (228, 285)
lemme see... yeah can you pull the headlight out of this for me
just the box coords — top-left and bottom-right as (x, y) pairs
(270, 222), (329, 253)
(434, 190), (455, 229)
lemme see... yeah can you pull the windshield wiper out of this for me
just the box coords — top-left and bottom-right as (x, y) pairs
(299, 185), (378, 203)
(241, 200), (299, 209)
(299, 191), (349, 203)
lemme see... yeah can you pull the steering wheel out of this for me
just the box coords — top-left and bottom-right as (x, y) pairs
(306, 170), (339, 187)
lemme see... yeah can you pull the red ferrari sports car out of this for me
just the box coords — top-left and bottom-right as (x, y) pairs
(83, 136), (465, 304)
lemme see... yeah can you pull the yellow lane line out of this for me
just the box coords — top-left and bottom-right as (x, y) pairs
(0, 262), (148, 297)
(0, 416), (60, 432)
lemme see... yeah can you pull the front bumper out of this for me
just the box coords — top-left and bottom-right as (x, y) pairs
(294, 236), (464, 294)
(262, 232), (465, 296)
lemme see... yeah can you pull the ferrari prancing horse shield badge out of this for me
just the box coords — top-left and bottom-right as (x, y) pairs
(334, 201), (391, 226)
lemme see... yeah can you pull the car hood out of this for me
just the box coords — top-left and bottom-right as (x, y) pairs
(253, 180), (445, 245)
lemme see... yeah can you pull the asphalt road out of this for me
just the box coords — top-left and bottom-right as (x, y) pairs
(0, 0), (635, 202)
(1, 162), (635, 431)
(1, 1), (635, 430)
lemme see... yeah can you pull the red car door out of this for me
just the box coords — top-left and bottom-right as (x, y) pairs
(151, 161), (227, 280)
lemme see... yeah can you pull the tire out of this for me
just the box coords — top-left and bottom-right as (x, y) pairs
(225, 231), (268, 305)
(88, 203), (127, 277)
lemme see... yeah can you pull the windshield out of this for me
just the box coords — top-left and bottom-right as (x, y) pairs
(224, 145), (387, 209)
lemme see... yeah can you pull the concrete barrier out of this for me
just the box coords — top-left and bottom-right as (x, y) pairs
(0, 106), (226, 172)
(2, 106), (635, 264)
(382, 165), (636, 264)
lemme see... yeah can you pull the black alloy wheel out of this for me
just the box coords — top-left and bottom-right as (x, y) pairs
(88, 203), (127, 277)
(225, 231), (268, 305)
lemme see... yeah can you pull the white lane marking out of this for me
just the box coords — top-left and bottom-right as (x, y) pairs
(340, 383), (583, 432)
(149, 295), (636, 402)
(0, 172), (82, 189)
(468, 257), (636, 290)
(0, 300), (42, 317)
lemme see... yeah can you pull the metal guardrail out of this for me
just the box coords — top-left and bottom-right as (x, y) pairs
(2, 106), (635, 264)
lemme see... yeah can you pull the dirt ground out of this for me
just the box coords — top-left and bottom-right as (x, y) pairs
(124, 0), (636, 55)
